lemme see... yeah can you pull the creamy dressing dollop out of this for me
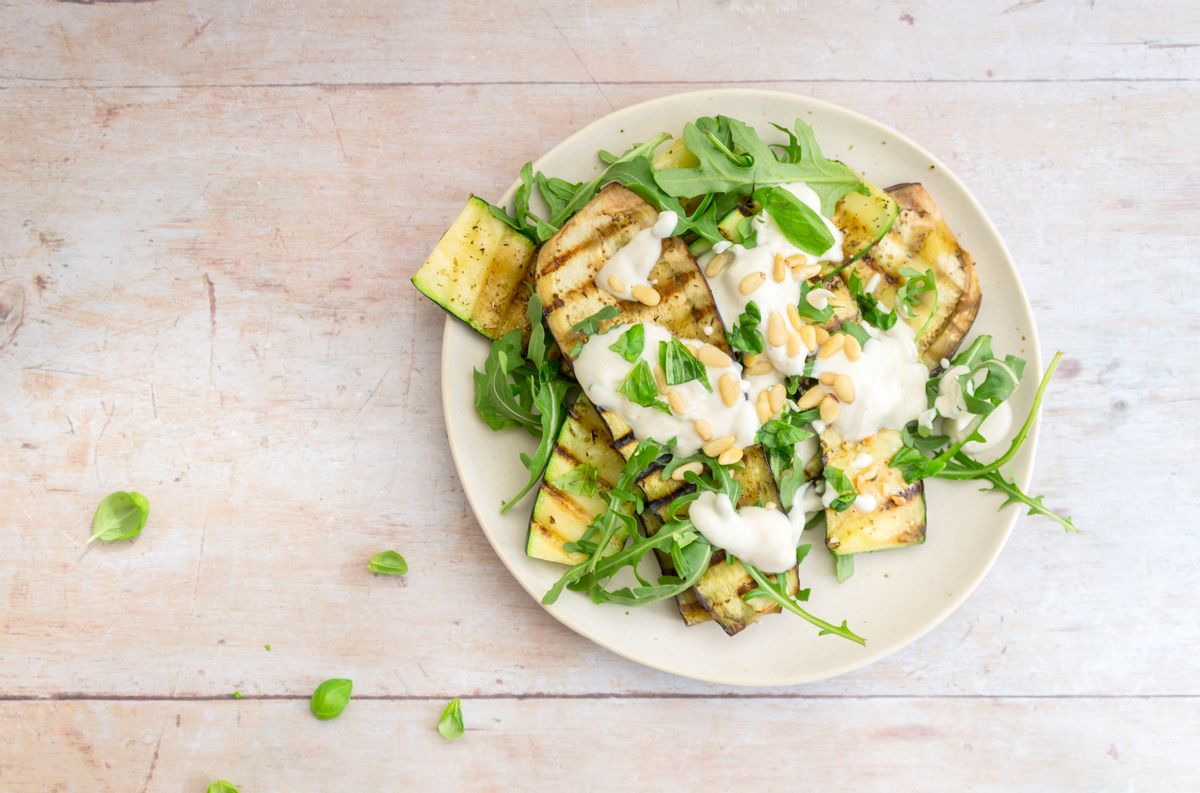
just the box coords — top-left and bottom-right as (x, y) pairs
(572, 322), (759, 455)
(933, 364), (1015, 455)
(595, 211), (678, 301)
(689, 491), (804, 573)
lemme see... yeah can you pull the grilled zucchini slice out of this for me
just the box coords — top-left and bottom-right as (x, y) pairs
(843, 183), (981, 367)
(527, 394), (634, 565)
(535, 184), (798, 635)
(412, 195), (535, 340)
(820, 427), (926, 555)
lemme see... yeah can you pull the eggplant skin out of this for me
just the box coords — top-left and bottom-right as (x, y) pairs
(845, 183), (981, 368)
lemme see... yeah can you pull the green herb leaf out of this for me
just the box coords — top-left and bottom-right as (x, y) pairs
(617, 360), (671, 413)
(728, 301), (764, 355)
(603, 157), (721, 242)
(795, 542), (813, 566)
(309, 678), (352, 721)
(501, 375), (571, 513)
(438, 698), (465, 741)
(551, 464), (600, 498)
(206, 782), (240, 793)
(658, 338), (711, 391)
(571, 305), (621, 340)
(264, 644), (271, 652)
(796, 280), (835, 324)
(753, 186), (835, 255)
(835, 553), (855, 582)
(847, 270), (897, 331)
(823, 466), (857, 512)
(741, 564), (865, 645)
(897, 266), (939, 340)
(838, 320), (871, 348)
(472, 329), (539, 433)
(768, 120), (871, 216)
(971, 464), (1079, 533)
(608, 323), (644, 362)
(755, 407), (818, 474)
(231, 690), (243, 700)
(87, 491), (150, 544)
(367, 550), (409, 576)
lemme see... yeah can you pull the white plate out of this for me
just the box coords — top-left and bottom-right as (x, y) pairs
(439, 89), (1040, 686)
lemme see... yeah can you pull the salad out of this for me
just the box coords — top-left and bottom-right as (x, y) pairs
(413, 114), (1074, 643)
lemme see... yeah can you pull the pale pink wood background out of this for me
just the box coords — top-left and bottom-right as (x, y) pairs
(1, 1), (1198, 791)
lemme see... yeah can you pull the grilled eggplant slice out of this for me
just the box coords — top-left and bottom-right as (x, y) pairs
(535, 184), (798, 635)
(527, 394), (635, 565)
(843, 183), (981, 367)
(412, 196), (535, 340)
(820, 427), (926, 555)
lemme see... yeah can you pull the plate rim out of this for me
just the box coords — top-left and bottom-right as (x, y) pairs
(439, 87), (1041, 686)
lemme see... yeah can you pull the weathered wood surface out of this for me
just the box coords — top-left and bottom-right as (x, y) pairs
(1, 1), (1198, 790)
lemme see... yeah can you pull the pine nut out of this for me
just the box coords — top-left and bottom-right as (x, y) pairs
(764, 501), (778, 510)
(767, 311), (787, 347)
(773, 253), (787, 283)
(790, 262), (821, 280)
(799, 324), (817, 350)
(814, 326), (831, 344)
(786, 331), (802, 357)
(819, 394), (841, 423)
(860, 464), (880, 482)
(890, 493), (909, 506)
(632, 284), (661, 306)
(862, 435), (875, 446)
(697, 345), (732, 369)
(694, 418), (713, 441)
(786, 303), (804, 332)
(755, 390), (772, 424)
(843, 334), (863, 361)
(718, 374), (739, 406)
(703, 435), (735, 457)
(768, 384), (785, 414)
(606, 274), (625, 293)
(667, 390), (685, 414)
(798, 385), (825, 409)
(743, 353), (760, 367)
(818, 333), (846, 360)
(818, 372), (837, 386)
(718, 446), (744, 466)
(705, 251), (733, 278)
(670, 461), (705, 482)
(744, 358), (775, 376)
(833, 373), (856, 403)
(653, 364), (668, 395)
(738, 272), (766, 295)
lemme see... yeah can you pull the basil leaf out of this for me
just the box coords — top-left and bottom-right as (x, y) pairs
(839, 320), (871, 347)
(847, 270), (897, 330)
(438, 698), (465, 741)
(796, 280), (834, 324)
(608, 323), (644, 362)
(823, 466), (857, 512)
(777, 464), (808, 511)
(891, 444), (936, 483)
(755, 407), (817, 474)
(309, 678), (352, 721)
(735, 214), (760, 248)
(617, 360), (671, 413)
(658, 338), (711, 391)
(207, 782), (240, 793)
(753, 186), (834, 255)
(728, 301), (764, 355)
(551, 464), (600, 498)
(367, 550), (409, 576)
(795, 542), (813, 566)
(231, 691), (243, 700)
(835, 553), (855, 582)
(571, 305), (621, 339)
(87, 491), (150, 544)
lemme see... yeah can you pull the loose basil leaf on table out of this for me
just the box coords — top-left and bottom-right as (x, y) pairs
(310, 678), (353, 721)
(438, 697), (465, 741)
(367, 551), (409, 576)
(87, 491), (150, 544)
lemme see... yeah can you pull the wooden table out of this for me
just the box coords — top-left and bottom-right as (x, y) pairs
(1, 2), (1197, 790)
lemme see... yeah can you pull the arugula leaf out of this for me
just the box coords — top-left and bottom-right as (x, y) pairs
(309, 678), (352, 721)
(87, 491), (150, 544)
(603, 157), (722, 243)
(823, 466), (857, 512)
(796, 280), (835, 324)
(753, 186), (834, 255)
(742, 564), (865, 644)
(438, 698), (465, 741)
(735, 214), (760, 248)
(971, 464), (1078, 533)
(658, 338), (711, 391)
(835, 553), (855, 582)
(207, 782), (240, 793)
(551, 464), (600, 498)
(617, 360), (670, 413)
(502, 375), (571, 513)
(472, 329), (539, 433)
(728, 301), (764, 355)
(608, 323), (644, 362)
(655, 117), (865, 217)
(839, 320), (871, 348)
(847, 270), (897, 330)
(367, 550), (409, 576)
(571, 305), (621, 339)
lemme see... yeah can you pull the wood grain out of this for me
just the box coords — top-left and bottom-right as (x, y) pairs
(1, 0), (1198, 789)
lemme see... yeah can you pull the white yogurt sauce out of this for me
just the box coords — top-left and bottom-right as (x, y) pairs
(934, 363), (1015, 454)
(703, 183), (844, 377)
(595, 210), (678, 301)
(573, 322), (759, 455)
(811, 322), (928, 441)
(689, 491), (803, 573)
